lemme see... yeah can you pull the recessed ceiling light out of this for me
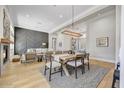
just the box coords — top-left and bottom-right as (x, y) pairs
(26, 14), (30, 18)
(59, 14), (63, 18)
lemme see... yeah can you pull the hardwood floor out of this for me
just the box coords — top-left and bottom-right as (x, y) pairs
(90, 59), (115, 88)
(0, 59), (115, 88)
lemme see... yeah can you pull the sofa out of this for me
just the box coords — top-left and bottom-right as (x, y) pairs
(27, 48), (48, 54)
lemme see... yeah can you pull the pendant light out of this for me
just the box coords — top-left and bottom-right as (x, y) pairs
(62, 5), (82, 37)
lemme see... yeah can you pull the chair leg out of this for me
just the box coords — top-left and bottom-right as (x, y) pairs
(49, 67), (52, 81)
(44, 66), (47, 75)
(75, 67), (77, 79)
(88, 62), (90, 70)
(49, 63), (52, 81)
(38, 57), (39, 62)
(112, 72), (116, 88)
(81, 66), (83, 74)
(54, 68), (56, 71)
(83, 61), (85, 73)
(75, 62), (77, 79)
(41, 56), (43, 62)
(82, 65), (84, 74)
(61, 64), (63, 76)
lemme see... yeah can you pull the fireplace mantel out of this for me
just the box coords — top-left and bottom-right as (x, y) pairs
(0, 38), (14, 44)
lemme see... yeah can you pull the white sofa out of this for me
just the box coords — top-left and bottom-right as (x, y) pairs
(27, 48), (48, 54)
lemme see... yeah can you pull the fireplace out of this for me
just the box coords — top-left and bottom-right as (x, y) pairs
(3, 45), (8, 64)
(0, 39), (11, 76)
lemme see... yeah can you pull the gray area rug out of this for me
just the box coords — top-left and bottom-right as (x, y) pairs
(41, 64), (109, 88)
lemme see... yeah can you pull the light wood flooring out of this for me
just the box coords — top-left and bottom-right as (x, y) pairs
(0, 59), (115, 88)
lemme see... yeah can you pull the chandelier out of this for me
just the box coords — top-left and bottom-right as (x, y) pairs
(62, 5), (82, 37)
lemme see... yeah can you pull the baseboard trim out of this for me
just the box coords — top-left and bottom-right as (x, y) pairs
(90, 57), (115, 63)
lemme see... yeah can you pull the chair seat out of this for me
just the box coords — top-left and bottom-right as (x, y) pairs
(46, 61), (61, 68)
(67, 60), (83, 67)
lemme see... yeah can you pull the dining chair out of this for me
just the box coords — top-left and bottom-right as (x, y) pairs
(84, 53), (90, 70)
(68, 50), (75, 54)
(66, 54), (85, 79)
(55, 51), (62, 54)
(44, 53), (63, 81)
(62, 50), (69, 54)
(21, 53), (36, 63)
(112, 62), (120, 88)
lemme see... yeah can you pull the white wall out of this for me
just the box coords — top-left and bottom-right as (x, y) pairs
(0, 6), (4, 38)
(79, 38), (87, 49)
(115, 6), (121, 64)
(55, 32), (71, 51)
(60, 34), (71, 50)
(87, 11), (116, 63)
(48, 33), (57, 50)
(49, 32), (72, 51)
(120, 5), (124, 88)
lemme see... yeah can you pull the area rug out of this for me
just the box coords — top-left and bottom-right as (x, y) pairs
(41, 64), (109, 88)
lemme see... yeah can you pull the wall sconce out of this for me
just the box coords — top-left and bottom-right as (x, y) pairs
(42, 43), (47, 48)
(42, 43), (46, 46)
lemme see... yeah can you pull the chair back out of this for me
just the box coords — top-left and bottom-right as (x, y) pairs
(44, 51), (53, 63)
(63, 51), (69, 54)
(46, 51), (53, 54)
(68, 50), (75, 54)
(25, 53), (36, 60)
(55, 51), (62, 54)
(76, 54), (84, 60)
(85, 53), (90, 60)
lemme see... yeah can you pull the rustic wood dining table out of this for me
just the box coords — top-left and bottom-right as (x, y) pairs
(52, 53), (85, 76)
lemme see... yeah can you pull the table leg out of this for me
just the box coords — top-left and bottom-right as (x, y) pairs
(40, 56), (43, 62)
(38, 57), (40, 62)
(62, 64), (70, 76)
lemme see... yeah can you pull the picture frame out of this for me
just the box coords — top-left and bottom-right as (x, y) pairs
(96, 37), (109, 47)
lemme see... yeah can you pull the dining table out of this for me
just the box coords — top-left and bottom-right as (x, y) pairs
(52, 53), (85, 76)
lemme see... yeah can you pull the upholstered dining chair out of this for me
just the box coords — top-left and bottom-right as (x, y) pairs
(68, 50), (75, 54)
(21, 53), (36, 63)
(66, 54), (85, 79)
(84, 53), (90, 71)
(44, 53), (63, 81)
(112, 62), (120, 88)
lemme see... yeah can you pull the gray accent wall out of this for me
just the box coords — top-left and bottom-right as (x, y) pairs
(15, 27), (48, 54)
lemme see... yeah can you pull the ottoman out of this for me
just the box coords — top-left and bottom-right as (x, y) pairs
(12, 55), (20, 62)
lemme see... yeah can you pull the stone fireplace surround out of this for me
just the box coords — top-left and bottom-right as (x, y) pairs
(0, 38), (12, 76)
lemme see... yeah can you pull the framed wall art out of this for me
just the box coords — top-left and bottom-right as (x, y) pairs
(96, 37), (109, 47)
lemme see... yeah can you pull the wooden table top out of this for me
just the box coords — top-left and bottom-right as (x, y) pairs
(60, 54), (76, 61)
(53, 53), (86, 64)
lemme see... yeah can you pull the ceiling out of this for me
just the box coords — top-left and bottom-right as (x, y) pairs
(7, 5), (108, 33)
